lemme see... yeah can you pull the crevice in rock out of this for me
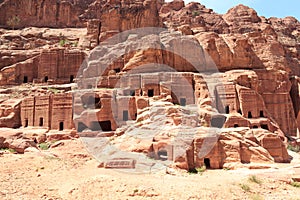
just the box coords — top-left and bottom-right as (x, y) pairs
(290, 76), (299, 117)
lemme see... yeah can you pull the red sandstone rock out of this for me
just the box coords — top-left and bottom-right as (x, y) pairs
(0, 1), (299, 170)
(0, 0), (93, 28)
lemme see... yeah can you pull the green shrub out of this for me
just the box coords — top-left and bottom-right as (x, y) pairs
(59, 39), (69, 47)
(192, 11), (200, 17)
(0, 148), (16, 153)
(196, 166), (206, 173)
(290, 181), (300, 188)
(287, 144), (300, 153)
(188, 166), (206, 174)
(248, 175), (262, 184)
(38, 142), (50, 150)
(250, 194), (264, 200)
(240, 183), (251, 192)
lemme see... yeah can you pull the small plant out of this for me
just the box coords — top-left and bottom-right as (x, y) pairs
(38, 142), (50, 150)
(248, 175), (262, 184)
(196, 166), (206, 173)
(7, 15), (20, 30)
(72, 41), (78, 47)
(250, 194), (264, 200)
(192, 11), (200, 17)
(59, 39), (70, 47)
(290, 181), (300, 188)
(188, 166), (206, 174)
(240, 183), (251, 192)
(48, 87), (60, 94)
(287, 144), (300, 153)
(0, 148), (16, 153)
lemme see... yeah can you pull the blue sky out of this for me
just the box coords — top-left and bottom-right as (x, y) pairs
(183, 0), (300, 20)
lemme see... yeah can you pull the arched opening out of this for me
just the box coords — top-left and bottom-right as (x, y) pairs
(248, 111), (252, 118)
(234, 124), (239, 128)
(225, 105), (230, 114)
(260, 110), (264, 117)
(44, 76), (48, 83)
(253, 125), (258, 129)
(59, 122), (64, 131)
(148, 89), (154, 97)
(123, 110), (129, 121)
(261, 124), (269, 130)
(157, 149), (168, 161)
(24, 119), (28, 127)
(204, 158), (211, 168)
(39, 117), (44, 126)
(180, 98), (186, 106)
(70, 75), (74, 83)
(23, 76), (28, 83)
(77, 122), (88, 132)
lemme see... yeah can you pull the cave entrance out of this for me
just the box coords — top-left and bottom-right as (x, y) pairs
(59, 122), (64, 131)
(77, 122), (88, 132)
(44, 76), (48, 83)
(39, 117), (44, 126)
(234, 124), (239, 128)
(211, 116), (226, 128)
(180, 98), (186, 106)
(248, 111), (253, 118)
(24, 119), (28, 127)
(225, 105), (230, 114)
(70, 75), (74, 83)
(23, 76), (28, 83)
(260, 110), (264, 117)
(253, 125), (258, 129)
(204, 158), (211, 169)
(130, 90), (135, 96)
(261, 124), (269, 130)
(157, 149), (168, 161)
(238, 109), (242, 115)
(114, 68), (121, 73)
(123, 110), (129, 121)
(90, 121), (112, 132)
(148, 89), (154, 97)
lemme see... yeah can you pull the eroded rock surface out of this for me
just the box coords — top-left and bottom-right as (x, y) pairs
(0, 0), (299, 170)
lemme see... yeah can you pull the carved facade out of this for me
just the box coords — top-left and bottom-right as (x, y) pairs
(21, 93), (73, 131)
(0, 48), (86, 85)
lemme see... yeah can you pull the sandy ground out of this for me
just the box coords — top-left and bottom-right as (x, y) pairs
(1, 139), (300, 200)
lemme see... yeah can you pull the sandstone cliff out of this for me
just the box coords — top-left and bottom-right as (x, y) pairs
(0, 0), (299, 169)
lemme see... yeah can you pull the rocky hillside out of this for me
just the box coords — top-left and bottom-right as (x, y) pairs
(0, 0), (299, 170)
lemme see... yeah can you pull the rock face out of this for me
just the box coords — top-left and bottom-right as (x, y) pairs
(0, 99), (21, 128)
(0, 0), (299, 169)
(71, 30), (290, 171)
(0, 0), (94, 28)
(0, 48), (86, 85)
(84, 0), (163, 46)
